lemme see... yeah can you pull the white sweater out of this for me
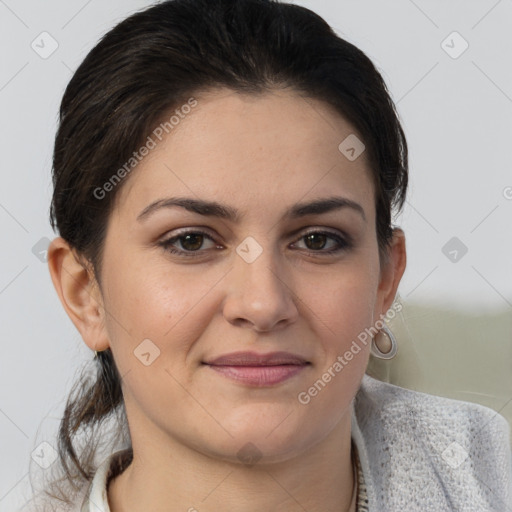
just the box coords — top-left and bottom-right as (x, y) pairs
(21, 374), (512, 511)
(351, 374), (512, 511)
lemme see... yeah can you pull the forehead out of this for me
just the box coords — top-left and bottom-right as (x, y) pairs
(112, 87), (375, 226)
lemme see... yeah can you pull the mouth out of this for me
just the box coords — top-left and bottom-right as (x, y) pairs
(202, 351), (311, 387)
(203, 350), (310, 366)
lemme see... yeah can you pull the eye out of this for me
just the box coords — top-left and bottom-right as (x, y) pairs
(157, 228), (352, 258)
(158, 229), (221, 257)
(291, 230), (351, 255)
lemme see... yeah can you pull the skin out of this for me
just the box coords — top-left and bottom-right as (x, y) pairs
(48, 87), (406, 512)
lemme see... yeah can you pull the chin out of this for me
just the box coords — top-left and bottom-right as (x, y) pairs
(199, 425), (315, 467)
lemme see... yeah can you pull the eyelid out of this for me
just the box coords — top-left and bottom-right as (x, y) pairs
(290, 229), (352, 253)
(159, 228), (219, 249)
(289, 225), (353, 244)
(160, 225), (349, 244)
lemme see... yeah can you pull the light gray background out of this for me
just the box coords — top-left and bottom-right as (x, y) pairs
(1, 0), (511, 509)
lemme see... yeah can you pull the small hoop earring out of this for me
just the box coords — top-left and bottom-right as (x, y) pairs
(370, 323), (398, 360)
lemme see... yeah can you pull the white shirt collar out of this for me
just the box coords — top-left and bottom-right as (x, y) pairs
(81, 450), (128, 512)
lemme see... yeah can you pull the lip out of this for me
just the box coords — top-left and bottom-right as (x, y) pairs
(203, 351), (310, 387)
(204, 351), (309, 366)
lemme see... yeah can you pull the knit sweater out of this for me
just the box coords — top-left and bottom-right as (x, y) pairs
(351, 374), (512, 510)
(21, 374), (512, 511)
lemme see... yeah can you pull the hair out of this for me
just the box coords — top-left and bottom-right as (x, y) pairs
(32, 0), (408, 507)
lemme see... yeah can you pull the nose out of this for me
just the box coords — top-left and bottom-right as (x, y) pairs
(222, 241), (299, 333)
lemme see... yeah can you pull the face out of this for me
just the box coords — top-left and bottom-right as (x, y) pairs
(51, 87), (406, 466)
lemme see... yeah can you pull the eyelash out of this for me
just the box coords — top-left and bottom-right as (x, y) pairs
(157, 228), (352, 258)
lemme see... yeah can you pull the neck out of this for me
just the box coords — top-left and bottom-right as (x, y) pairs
(108, 412), (356, 512)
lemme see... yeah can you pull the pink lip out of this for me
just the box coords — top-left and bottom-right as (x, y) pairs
(203, 351), (310, 387)
(204, 350), (309, 366)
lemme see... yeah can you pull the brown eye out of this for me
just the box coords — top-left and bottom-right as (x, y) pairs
(293, 230), (351, 255)
(180, 233), (205, 251)
(304, 232), (328, 250)
(158, 229), (220, 257)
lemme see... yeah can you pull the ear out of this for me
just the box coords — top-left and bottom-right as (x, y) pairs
(375, 228), (407, 316)
(47, 236), (110, 352)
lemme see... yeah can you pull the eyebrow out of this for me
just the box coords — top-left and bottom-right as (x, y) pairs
(136, 196), (366, 223)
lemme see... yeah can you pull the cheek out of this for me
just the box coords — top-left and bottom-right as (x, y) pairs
(294, 266), (378, 418)
(299, 259), (379, 349)
(101, 259), (223, 368)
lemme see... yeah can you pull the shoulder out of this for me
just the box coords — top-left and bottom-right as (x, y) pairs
(18, 449), (131, 512)
(17, 484), (89, 512)
(357, 373), (510, 435)
(352, 374), (512, 511)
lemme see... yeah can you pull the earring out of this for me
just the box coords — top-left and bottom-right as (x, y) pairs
(370, 323), (397, 360)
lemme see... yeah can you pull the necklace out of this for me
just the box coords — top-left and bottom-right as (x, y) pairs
(348, 440), (359, 512)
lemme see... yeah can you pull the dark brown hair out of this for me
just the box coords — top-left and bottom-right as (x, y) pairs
(37, 0), (408, 506)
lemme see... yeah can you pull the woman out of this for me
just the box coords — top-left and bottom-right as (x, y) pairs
(23, 0), (511, 511)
